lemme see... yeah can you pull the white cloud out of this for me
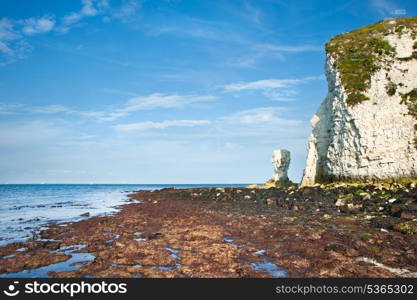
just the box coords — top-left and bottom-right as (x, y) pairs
(109, 0), (140, 23)
(98, 88), (138, 97)
(222, 79), (302, 92)
(30, 105), (73, 114)
(2, 92), (216, 122)
(262, 89), (298, 102)
(0, 18), (24, 62)
(59, 0), (139, 32)
(220, 107), (291, 124)
(114, 119), (211, 131)
(0, 120), (62, 147)
(144, 17), (244, 43)
(0, 18), (38, 64)
(84, 111), (128, 122)
(0, 18), (18, 41)
(121, 93), (216, 112)
(231, 43), (322, 68)
(66, 135), (96, 140)
(147, 26), (220, 40)
(0, 41), (13, 56)
(81, 0), (101, 16)
(221, 76), (323, 101)
(59, 0), (109, 33)
(22, 16), (55, 35)
(370, 0), (401, 16)
(0, 102), (24, 114)
(28, 105), (127, 122)
(64, 0), (100, 23)
(255, 43), (322, 53)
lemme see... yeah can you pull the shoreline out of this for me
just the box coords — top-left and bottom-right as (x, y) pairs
(0, 185), (416, 278)
(0, 184), (251, 247)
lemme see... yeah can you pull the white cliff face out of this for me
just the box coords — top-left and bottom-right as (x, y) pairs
(272, 149), (290, 182)
(301, 31), (417, 185)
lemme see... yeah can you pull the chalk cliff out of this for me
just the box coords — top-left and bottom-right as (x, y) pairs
(301, 17), (417, 186)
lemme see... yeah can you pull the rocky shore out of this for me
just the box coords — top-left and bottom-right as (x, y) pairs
(0, 183), (417, 278)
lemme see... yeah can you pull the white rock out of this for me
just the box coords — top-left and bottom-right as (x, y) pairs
(272, 149), (291, 182)
(335, 198), (346, 207)
(301, 31), (417, 186)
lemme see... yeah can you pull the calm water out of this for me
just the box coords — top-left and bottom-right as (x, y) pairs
(0, 184), (248, 247)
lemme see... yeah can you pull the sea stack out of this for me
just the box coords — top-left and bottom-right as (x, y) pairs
(301, 17), (417, 186)
(272, 149), (291, 182)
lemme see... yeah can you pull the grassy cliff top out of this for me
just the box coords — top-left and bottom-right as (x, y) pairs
(325, 17), (417, 106)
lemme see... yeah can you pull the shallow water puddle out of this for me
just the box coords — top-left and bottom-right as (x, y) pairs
(251, 258), (287, 278)
(103, 232), (120, 239)
(153, 247), (182, 271)
(133, 232), (147, 242)
(251, 250), (287, 278)
(223, 236), (234, 243)
(254, 249), (266, 255)
(155, 263), (181, 271)
(134, 238), (147, 242)
(103, 232), (120, 243)
(223, 236), (246, 248)
(166, 247), (181, 260)
(0, 244), (95, 278)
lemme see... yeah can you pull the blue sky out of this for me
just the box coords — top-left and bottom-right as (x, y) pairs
(0, 0), (415, 184)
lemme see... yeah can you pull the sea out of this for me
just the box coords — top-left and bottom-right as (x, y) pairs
(0, 184), (249, 247)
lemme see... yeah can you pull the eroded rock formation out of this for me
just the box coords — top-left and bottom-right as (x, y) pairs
(301, 17), (417, 185)
(272, 149), (291, 182)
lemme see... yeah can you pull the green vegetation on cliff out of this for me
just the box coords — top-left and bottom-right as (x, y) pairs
(401, 88), (417, 148)
(325, 17), (417, 106)
(326, 17), (417, 149)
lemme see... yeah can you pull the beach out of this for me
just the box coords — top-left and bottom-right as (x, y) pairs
(0, 184), (416, 278)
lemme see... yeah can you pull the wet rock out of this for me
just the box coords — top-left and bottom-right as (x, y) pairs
(246, 185), (259, 189)
(340, 203), (362, 213)
(390, 204), (404, 216)
(393, 221), (417, 235)
(400, 211), (417, 220)
(370, 216), (402, 229)
(324, 243), (346, 253)
(266, 198), (276, 205)
(302, 188), (314, 196)
(80, 212), (90, 217)
(335, 198), (346, 207)
(142, 232), (163, 240)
